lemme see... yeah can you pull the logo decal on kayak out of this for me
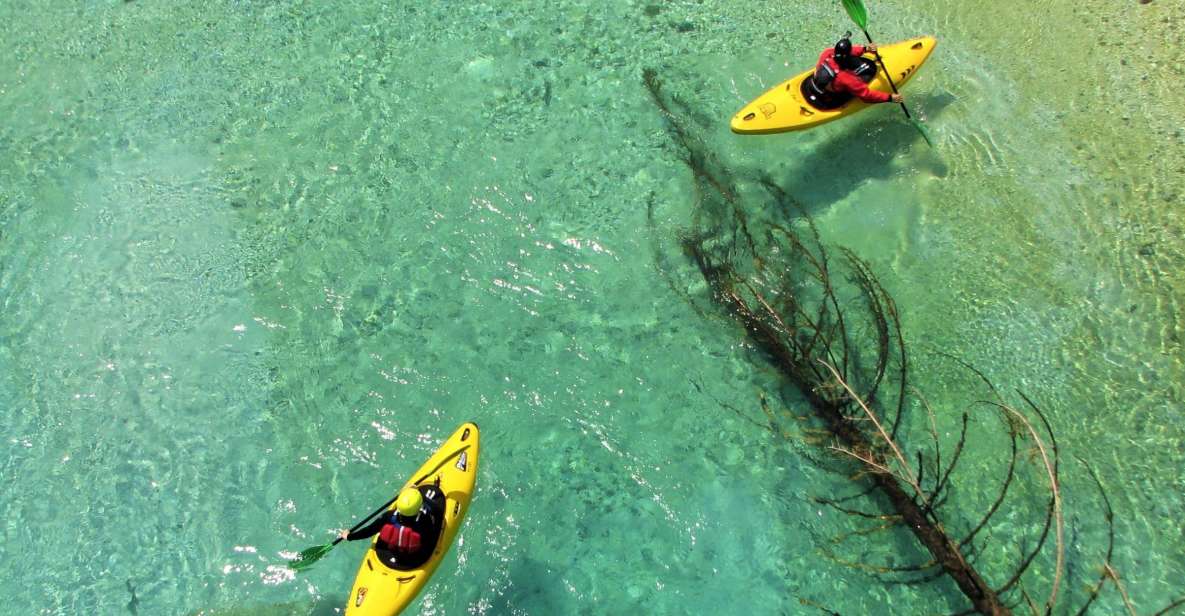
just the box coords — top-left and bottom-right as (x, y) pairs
(455, 451), (468, 471)
(356, 588), (367, 607)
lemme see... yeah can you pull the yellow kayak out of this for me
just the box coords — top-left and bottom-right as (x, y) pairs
(345, 423), (481, 615)
(730, 36), (936, 135)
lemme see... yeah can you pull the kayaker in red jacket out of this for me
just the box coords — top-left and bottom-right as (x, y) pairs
(339, 485), (443, 567)
(814, 35), (904, 105)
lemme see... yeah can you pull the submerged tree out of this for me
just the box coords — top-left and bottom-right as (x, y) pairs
(641, 68), (1183, 616)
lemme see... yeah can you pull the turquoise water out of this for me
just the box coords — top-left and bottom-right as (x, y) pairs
(2, 1), (1182, 614)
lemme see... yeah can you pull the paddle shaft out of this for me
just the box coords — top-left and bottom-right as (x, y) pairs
(858, 28), (913, 119)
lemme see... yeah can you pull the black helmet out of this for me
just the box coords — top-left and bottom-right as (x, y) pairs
(834, 34), (853, 58)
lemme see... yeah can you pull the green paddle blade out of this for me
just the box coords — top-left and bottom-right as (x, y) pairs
(841, 0), (869, 30)
(288, 543), (335, 572)
(910, 118), (935, 147)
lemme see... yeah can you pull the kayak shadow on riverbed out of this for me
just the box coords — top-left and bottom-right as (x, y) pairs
(777, 90), (956, 214)
(481, 556), (570, 613)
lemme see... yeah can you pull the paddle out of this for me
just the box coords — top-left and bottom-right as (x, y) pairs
(840, 0), (934, 146)
(287, 493), (399, 572)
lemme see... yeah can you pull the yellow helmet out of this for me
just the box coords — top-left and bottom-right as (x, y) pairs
(395, 488), (422, 517)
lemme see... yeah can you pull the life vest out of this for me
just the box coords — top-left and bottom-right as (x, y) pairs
(813, 57), (840, 90)
(378, 519), (422, 553)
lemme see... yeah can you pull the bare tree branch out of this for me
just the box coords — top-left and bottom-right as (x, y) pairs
(1073, 457), (1115, 616)
(1153, 597), (1185, 616)
(959, 415), (1018, 550)
(985, 404), (1060, 607)
(1103, 564), (1138, 616)
(821, 360), (927, 506)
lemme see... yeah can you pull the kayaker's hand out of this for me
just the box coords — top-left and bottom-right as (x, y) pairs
(339, 530), (349, 540)
(890, 93), (904, 104)
(866, 43), (878, 55)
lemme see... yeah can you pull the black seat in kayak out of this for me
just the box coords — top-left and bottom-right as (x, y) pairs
(374, 484), (447, 570)
(801, 57), (878, 110)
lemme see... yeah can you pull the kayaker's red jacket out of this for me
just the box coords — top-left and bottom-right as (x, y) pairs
(816, 46), (891, 104)
(347, 512), (425, 553)
(379, 520), (422, 553)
